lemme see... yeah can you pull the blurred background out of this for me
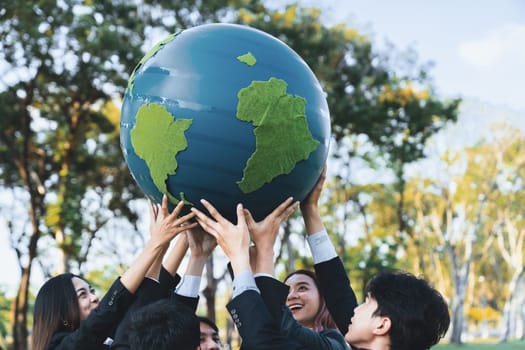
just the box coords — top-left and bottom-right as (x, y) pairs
(1, 1), (524, 349)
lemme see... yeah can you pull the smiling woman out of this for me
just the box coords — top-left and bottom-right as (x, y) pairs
(71, 277), (100, 322)
(284, 269), (336, 331)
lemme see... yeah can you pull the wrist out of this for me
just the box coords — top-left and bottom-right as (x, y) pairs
(256, 252), (275, 265)
(300, 203), (319, 215)
(256, 260), (275, 275)
(145, 239), (168, 255)
(230, 254), (251, 276)
(185, 260), (206, 276)
(190, 251), (210, 260)
(253, 244), (274, 256)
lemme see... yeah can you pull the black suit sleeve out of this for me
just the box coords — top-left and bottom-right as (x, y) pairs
(314, 257), (358, 335)
(227, 290), (302, 350)
(255, 276), (289, 323)
(158, 267), (181, 296)
(171, 292), (199, 312)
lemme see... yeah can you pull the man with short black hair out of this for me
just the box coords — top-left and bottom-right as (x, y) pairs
(128, 299), (199, 350)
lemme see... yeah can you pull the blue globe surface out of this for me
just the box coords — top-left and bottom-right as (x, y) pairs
(120, 23), (331, 222)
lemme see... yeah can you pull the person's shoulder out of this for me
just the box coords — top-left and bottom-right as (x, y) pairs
(319, 328), (349, 349)
(48, 329), (112, 350)
(47, 331), (69, 349)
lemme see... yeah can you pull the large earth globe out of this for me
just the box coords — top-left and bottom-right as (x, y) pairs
(120, 23), (331, 222)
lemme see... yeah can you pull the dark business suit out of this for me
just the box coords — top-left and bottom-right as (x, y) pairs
(314, 257), (358, 335)
(227, 290), (304, 350)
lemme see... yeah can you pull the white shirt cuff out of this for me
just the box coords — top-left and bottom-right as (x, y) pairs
(307, 229), (337, 264)
(253, 272), (276, 279)
(175, 275), (201, 298)
(232, 269), (260, 298)
(145, 276), (160, 283)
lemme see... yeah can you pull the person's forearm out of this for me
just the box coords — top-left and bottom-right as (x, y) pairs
(145, 245), (168, 280)
(120, 240), (166, 293)
(255, 248), (275, 275)
(163, 235), (189, 276)
(300, 204), (324, 235)
(185, 254), (207, 276)
(230, 253), (251, 277)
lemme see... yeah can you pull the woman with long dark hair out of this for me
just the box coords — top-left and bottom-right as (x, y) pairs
(32, 196), (196, 350)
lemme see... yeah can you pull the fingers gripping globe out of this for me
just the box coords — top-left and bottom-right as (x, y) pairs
(120, 23), (331, 222)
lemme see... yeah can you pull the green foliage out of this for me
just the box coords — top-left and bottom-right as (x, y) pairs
(0, 287), (11, 348)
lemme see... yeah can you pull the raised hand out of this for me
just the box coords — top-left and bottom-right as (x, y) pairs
(148, 195), (197, 247)
(244, 197), (299, 253)
(300, 166), (327, 235)
(191, 200), (250, 275)
(244, 197), (298, 275)
(300, 166), (326, 212)
(186, 224), (217, 258)
(120, 195), (196, 294)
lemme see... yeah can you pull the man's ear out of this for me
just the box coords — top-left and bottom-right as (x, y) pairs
(373, 316), (391, 336)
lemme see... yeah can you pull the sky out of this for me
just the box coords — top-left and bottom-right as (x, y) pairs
(292, 0), (525, 112)
(1, 0), (525, 295)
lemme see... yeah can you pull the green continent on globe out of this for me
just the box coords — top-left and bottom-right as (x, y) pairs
(236, 77), (319, 193)
(237, 52), (257, 66)
(130, 103), (192, 204)
(127, 32), (179, 96)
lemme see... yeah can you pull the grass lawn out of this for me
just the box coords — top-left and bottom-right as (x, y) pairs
(434, 340), (525, 349)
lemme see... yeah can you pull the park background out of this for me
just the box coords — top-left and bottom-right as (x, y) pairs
(1, 0), (524, 349)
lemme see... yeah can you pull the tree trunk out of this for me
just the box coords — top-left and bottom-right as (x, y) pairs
(11, 193), (41, 350)
(450, 285), (466, 344)
(202, 256), (217, 323)
(517, 279), (525, 340)
(277, 222), (294, 275)
(448, 243), (471, 344)
(12, 270), (29, 350)
(519, 292), (525, 340)
(55, 227), (70, 274)
(500, 270), (524, 341)
(11, 265), (32, 350)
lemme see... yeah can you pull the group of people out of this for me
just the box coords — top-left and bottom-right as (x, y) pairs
(32, 167), (450, 350)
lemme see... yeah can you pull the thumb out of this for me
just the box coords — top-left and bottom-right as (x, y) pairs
(243, 208), (255, 228)
(236, 203), (247, 227)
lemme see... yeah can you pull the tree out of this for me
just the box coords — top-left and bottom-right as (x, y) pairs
(486, 124), (525, 341)
(402, 124), (525, 343)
